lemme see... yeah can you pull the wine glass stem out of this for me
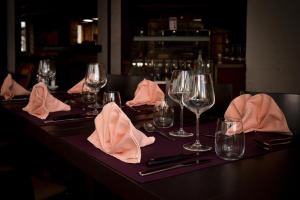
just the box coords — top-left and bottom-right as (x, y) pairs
(94, 92), (98, 112)
(179, 103), (184, 132)
(195, 114), (201, 145)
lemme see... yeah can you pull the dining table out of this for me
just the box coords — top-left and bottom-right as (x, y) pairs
(1, 92), (299, 200)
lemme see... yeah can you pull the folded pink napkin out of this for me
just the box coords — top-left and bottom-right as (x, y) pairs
(224, 94), (292, 135)
(126, 79), (165, 107)
(23, 82), (71, 119)
(67, 79), (85, 94)
(1, 73), (30, 100)
(87, 102), (155, 163)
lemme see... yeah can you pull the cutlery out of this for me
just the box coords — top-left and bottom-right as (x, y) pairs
(139, 158), (210, 176)
(265, 136), (293, 145)
(44, 114), (94, 123)
(126, 106), (141, 113)
(254, 137), (292, 151)
(146, 153), (200, 167)
(0, 97), (29, 103)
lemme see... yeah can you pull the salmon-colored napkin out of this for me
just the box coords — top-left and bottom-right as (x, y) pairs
(0, 73), (30, 100)
(67, 79), (85, 94)
(23, 82), (71, 119)
(224, 94), (292, 135)
(126, 79), (165, 107)
(87, 102), (155, 163)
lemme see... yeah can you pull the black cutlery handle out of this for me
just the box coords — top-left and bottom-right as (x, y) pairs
(140, 159), (210, 176)
(146, 153), (197, 166)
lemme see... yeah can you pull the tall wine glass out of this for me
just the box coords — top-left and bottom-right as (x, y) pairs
(167, 70), (193, 137)
(84, 62), (107, 115)
(182, 71), (215, 151)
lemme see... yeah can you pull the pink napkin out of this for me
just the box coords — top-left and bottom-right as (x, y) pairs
(126, 79), (165, 107)
(224, 94), (292, 135)
(87, 102), (155, 163)
(67, 79), (85, 94)
(23, 82), (71, 119)
(0, 73), (30, 100)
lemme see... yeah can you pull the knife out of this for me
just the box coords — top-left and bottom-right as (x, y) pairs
(0, 97), (29, 103)
(146, 153), (199, 167)
(44, 114), (94, 123)
(139, 158), (210, 176)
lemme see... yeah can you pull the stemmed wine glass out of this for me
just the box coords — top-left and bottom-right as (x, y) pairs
(37, 59), (50, 84)
(167, 70), (193, 137)
(182, 71), (215, 151)
(84, 62), (107, 115)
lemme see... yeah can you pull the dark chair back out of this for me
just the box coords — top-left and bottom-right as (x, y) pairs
(245, 91), (300, 135)
(104, 75), (146, 103)
(203, 84), (233, 120)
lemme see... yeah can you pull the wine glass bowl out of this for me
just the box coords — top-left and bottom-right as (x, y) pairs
(37, 59), (51, 84)
(83, 62), (107, 115)
(182, 72), (215, 152)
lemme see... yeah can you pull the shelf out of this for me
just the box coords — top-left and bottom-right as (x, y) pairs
(39, 44), (102, 53)
(133, 36), (210, 42)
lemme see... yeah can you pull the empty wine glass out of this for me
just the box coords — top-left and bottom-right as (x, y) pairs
(167, 70), (193, 137)
(48, 63), (57, 89)
(84, 62), (107, 115)
(182, 71), (215, 151)
(37, 59), (50, 84)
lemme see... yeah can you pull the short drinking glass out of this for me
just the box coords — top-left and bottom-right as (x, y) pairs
(102, 91), (122, 107)
(215, 118), (245, 161)
(153, 101), (174, 128)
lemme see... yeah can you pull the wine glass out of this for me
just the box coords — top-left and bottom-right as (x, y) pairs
(167, 70), (193, 137)
(84, 62), (107, 115)
(37, 59), (50, 84)
(48, 63), (57, 89)
(182, 71), (215, 151)
(102, 91), (122, 107)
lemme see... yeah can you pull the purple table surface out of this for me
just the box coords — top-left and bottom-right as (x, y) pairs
(61, 121), (292, 183)
(2, 93), (293, 183)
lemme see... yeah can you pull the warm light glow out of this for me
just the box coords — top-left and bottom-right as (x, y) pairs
(77, 25), (83, 44)
(21, 21), (26, 52)
(21, 21), (26, 28)
(193, 18), (202, 22)
(92, 18), (98, 21)
(82, 19), (93, 23)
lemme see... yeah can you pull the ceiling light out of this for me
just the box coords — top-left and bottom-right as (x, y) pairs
(82, 19), (93, 23)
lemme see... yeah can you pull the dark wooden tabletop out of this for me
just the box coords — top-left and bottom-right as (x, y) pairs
(1, 99), (299, 200)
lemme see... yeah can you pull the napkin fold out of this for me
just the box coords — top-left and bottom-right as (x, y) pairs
(23, 82), (71, 119)
(0, 73), (30, 100)
(87, 102), (155, 163)
(67, 79), (85, 94)
(224, 94), (292, 135)
(126, 79), (165, 107)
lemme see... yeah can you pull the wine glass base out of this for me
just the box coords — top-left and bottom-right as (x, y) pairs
(183, 142), (212, 152)
(85, 109), (99, 116)
(169, 130), (193, 137)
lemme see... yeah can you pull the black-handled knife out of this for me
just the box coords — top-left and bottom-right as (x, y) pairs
(146, 153), (199, 167)
(139, 158), (210, 176)
(44, 114), (94, 123)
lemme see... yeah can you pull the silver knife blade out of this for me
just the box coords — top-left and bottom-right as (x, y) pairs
(139, 158), (210, 176)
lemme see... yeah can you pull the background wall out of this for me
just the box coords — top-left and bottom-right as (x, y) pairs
(246, 0), (300, 93)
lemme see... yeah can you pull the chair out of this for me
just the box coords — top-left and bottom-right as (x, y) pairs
(15, 63), (35, 89)
(202, 84), (233, 120)
(0, 107), (67, 200)
(245, 91), (300, 136)
(104, 74), (147, 102)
